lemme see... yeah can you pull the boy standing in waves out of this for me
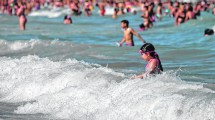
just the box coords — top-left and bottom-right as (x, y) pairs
(118, 20), (146, 47)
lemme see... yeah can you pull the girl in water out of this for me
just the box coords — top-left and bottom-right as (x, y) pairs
(132, 43), (163, 79)
(16, 2), (27, 30)
(141, 6), (153, 30)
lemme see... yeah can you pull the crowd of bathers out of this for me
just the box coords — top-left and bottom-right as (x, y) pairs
(1, 0), (215, 32)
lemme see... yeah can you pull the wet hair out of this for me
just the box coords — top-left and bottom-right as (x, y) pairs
(149, 52), (163, 71)
(144, 6), (148, 10)
(150, 2), (155, 7)
(140, 43), (163, 71)
(64, 15), (68, 20)
(21, 2), (26, 5)
(95, 3), (99, 7)
(64, 15), (71, 20)
(204, 28), (214, 36)
(121, 20), (129, 26)
(140, 43), (155, 53)
(158, 3), (162, 6)
(188, 5), (193, 11)
(169, 1), (173, 6)
(139, 23), (145, 29)
(14, 2), (18, 6)
(188, 3), (193, 8)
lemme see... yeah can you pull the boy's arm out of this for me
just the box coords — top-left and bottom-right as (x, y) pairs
(119, 37), (126, 46)
(130, 28), (146, 43)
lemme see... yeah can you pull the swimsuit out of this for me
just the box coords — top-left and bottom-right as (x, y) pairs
(150, 16), (155, 22)
(177, 12), (186, 23)
(145, 59), (160, 74)
(100, 9), (105, 16)
(126, 42), (134, 46)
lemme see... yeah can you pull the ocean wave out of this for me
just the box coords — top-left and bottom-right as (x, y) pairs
(0, 55), (214, 120)
(28, 5), (141, 17)
(0, 39), (74, 56)
(28, 7), (70, 18)
(212, 25), (215, 32)
(104, 7), (140, 15)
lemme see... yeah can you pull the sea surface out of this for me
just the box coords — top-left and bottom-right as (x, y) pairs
(0, 6), (215, 120)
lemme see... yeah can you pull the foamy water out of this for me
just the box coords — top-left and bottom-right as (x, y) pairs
(29, 7), (71, 18)
(0, 55), (214, 120)
(29, 6), (140, 17)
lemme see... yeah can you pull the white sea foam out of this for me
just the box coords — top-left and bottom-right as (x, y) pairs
(180, 0), (198, 2)
(28, 7), (70, 18)
(104, 7), (140, 15)
(90, 54), (114, 59)
(29, 6), (140, 17)
(0, 39), (74, 56)
(0, 55), (214, 120)
(212, 25), (215, 31)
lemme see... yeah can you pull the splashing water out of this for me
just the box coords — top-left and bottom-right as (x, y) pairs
(0, 56), (214, 120)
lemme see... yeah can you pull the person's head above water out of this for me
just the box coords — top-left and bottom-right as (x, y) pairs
(121, 20), (129, 28)
(64, 15), (72, 24)
(204, 28), (214, 36)
(64, 15), (71, 20)
(139, 43), (163, 72)
(138, 23), (145, 31)
(139, 43), (155, 53)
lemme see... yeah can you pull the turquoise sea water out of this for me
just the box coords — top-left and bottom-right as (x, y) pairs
(0, 7), (215, 120)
